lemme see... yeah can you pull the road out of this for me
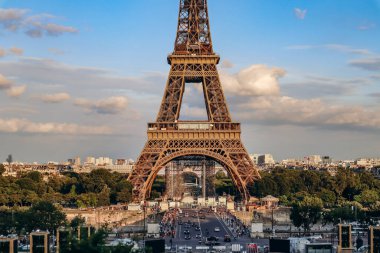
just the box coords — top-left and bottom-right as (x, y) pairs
(163, 207), (268, 252)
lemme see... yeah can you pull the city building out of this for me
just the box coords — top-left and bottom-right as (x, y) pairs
(74, 157), (81, 166)
(116, 159), (126, 165)
(355, 158), (380, 167)
(250, 154), (261, 165)
(305, 155), (322, 165)
(321, 156), (333, 165)
(257, 154), (275, 166)
(86, 157), (96, 165)
(95, 157), (113, 166)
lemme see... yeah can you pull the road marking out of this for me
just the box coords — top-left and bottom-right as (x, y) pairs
(214, 211), (235, 238)
(197, 209), (203, 239)
(178, 219), (181, 240)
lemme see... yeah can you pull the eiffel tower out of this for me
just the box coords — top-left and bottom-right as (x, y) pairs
(128, 0), (261, 202)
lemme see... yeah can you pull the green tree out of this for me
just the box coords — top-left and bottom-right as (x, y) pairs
(290, 196), (323, 233)
(318, 189), (336, 207)
(354, 190), (379, 207)
(115, 180), (133, 203)
(70, 216), (86, 228)
(323, 204), (365, 225)
(26, 171), (43, 182)
(0, 164), (5, 175)
(6, 154), (12, 165)
(97, 186), (111, 207)
(23, 201), (67, 232)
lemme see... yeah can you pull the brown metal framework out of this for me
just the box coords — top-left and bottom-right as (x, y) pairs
(128, 0), (260, 203)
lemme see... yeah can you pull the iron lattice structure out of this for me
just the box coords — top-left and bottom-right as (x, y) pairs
(129, 0), (261, 202)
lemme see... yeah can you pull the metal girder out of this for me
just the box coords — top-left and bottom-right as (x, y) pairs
(174, 0), (213, 55)
(128, 0), (261, 203)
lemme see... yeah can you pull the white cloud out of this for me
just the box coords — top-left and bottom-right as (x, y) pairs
(238, 96), (380, 130)
(0, 117), (112, 135)
(40, 92), (71, 103)
(221, 60), (234, 69)
(287, 44), (372, 55)
(48, 48), (65, 55)
(74, 96), (128, 114)
(0, 47), (24, 57)
(0, 74), (12, 89)
(9, 47), (23, 55)
(220, 64), (285, 97)
(350, 57), (380, 71)
(0, 8), (78, 38)
(0, 73), (26, 97)
(0, 58), (166, 94)
(357, 22), (376, 31)
(282, 75), (371, 98)
(180, 104), (208, 120)
(6, 85), (26, 97)
(0, 8), (27, 31)
(294, 8), (307, 20)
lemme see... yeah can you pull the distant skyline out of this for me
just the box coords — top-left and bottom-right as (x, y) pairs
(0, 0), (379, 162)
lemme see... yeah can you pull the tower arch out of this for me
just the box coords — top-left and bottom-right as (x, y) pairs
(142, 150), (249, 201)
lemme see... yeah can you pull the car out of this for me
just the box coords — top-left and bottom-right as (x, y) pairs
(195, 234), (202, 239)
(214, 227), (220, 232)
(195, 226), (200, 231)
(224, 235), (231, 242)
(184, 235), (191, 240)
(207, 236), (219, 241)
(183, 230), (190, 235)
(200, 215), (206, 219)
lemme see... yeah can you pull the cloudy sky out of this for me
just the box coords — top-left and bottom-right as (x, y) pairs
(0, 0), (379, 163)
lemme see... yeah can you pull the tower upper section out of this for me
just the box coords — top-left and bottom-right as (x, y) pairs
(173, 0), (214, 55)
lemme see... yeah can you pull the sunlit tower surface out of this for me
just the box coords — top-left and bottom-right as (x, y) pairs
(128, 0), (261, 203)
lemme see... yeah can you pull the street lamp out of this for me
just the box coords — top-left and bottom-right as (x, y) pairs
(142, 201), (147, 253)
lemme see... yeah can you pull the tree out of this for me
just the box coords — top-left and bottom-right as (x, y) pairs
(6, 154), (12, 165)
(0, 164), (5, 175)
(290, 196), (323, 233)
(67, 229), (134, 253)
(113, 179), (133, 204)
(23, 201), (67, 232)
(97, 186), (110, 207)
(354, 190), (379, 207)
(323, 205), (365, 225)
(70, 216), (86, 228)
(318, 189), (336, 207)
(26, 171), (43, 182)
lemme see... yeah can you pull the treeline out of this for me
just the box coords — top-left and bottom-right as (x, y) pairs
(249, 167), (380, 209)
(0, 200), (139, 253)
(0, 165), (133, 208)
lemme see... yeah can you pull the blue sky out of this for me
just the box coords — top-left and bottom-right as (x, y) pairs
(0, 0), (379, 163)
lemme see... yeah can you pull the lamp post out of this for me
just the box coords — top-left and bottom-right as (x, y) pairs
(271, 206), (275, 236)
(142, 201), (146, 253)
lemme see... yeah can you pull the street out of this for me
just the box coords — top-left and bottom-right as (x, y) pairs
(160, 207), (268, 252)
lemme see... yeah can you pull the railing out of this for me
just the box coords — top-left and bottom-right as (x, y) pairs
(147, 122), (241, 131)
